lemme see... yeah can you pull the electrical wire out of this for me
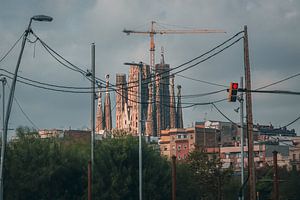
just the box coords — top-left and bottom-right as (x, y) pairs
(0, 32), (25, 64)
(113, 30), (244, 88)
(173, 37), (244, 76)
(255, 72), (300, 90)
(6, 82), (39, 130)
(31, 31), (107, 85)
(0, 68), (91, 90)
(2, 74), (92, 93)
(176, 74), (227, 88)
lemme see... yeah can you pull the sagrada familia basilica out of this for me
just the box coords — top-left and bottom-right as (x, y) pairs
(96, 52), (183, 137)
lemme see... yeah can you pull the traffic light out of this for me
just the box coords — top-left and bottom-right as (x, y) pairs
(228, 82), (238, 102)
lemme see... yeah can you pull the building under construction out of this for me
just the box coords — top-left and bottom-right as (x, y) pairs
(113, 53), (184, 137)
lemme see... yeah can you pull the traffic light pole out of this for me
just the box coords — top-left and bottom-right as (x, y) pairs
(244, 25), (256, 200)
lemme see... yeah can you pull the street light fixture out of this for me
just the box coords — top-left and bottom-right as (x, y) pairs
(0, 15), (53, 200)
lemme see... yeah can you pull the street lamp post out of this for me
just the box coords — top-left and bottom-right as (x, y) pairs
(0, 15), (52, 200)
(124, 62), (143, 200)
(0, 77), (6, 200)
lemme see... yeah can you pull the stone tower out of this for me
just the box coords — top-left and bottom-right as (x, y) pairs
(127, 65), (150, 135)
(115, 74), (127, 129)
(104, 74), (112, 131)
(169, 74), (176, 129)
(176, 85), (183, 128)
(96, 85), (104, 132)
(145, 83), (153, 136)
(155, 73), (161, 136)
(155, 49), (170, 131)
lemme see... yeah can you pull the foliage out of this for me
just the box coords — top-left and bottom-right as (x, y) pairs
(256, 165), (300, 200)
(4, 127), (87, 200)
(3, 127), (171, 199)
(177, 148), (233, 200)
(93, 136), (171, 200)
(5, 126), (300, 199)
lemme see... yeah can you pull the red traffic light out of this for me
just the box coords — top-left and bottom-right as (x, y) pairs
(228, 82), (239, 102)
(232, 83), (238, 90)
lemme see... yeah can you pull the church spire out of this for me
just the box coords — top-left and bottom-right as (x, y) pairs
(96, 84), (104, 132)
(176, 85), (183, 128)
(160, 46), (165, 64)
(145, 83), (153, 136)
(155, 73), (161, 136)
(169, 75), (176, 128)
(104, 74), (112, 131)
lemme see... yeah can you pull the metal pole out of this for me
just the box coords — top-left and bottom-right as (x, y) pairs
(240, 76), (244, 200)
(0, 18), (33, 200)
(244, 25), (256, 200)
(273, 151), (279, 200)
(0, 78), (6, 200)
(88, 160), (92, 200)
(90, 43), (96, 199)
(138, 62), (143, 200)
(171, 155), (176, 200)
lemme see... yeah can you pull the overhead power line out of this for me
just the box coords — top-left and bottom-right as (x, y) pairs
(114, 30), (244, 88)
(255, 72), (300, 90)
(0, 68), (91, 90)
(177, 74), (227, 88)
(0, 32), (25, 64)
(6, 82), (39, 130)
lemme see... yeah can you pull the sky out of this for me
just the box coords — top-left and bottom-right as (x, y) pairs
(0, 0), (299, 136)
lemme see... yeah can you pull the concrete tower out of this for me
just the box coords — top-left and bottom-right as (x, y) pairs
(176, 85), (183, 128)
(145, 83), (153, 136)
(104, 74), (112, 131)
(169, 74), (176, 128)
(128, 65), (150, 135)
(155, 73), (161, 136)
(96, 85), (104, 132)
(116, 74), (127, 129)
(155, 49), (170, 131)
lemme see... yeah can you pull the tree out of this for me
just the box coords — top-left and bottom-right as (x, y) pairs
(4, 126), (87, 200)
(177, 148), (233, 200)
(93, 136), (171, 200)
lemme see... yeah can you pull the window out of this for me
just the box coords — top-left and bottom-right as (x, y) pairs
(293, 154), (296, 161)
(183, 135), (187, 138)
(178, 155), (181, 160)
(164, 147), (168, 151)
(177, 135), (182, 139)
(177, 145), (181, 151)
(183, 145), (187, 150)
(190, 135), (194, 139)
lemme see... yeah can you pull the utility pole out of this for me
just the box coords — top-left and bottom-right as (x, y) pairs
(239, 76), (245, 200)
(171, 155), (177, 200)
(244, 25), (256, 200)
(273, 151), (279, 200)
(90, 43), (96, 199)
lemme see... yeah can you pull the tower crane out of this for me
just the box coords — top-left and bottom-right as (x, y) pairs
(123, 21), (226, 70)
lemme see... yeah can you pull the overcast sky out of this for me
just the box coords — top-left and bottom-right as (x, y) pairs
(0, 0), (299, 136)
